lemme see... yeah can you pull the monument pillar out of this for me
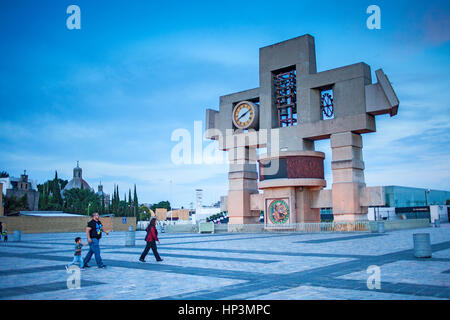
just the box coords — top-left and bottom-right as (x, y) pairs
(331, 132), (368, 221)
(227, 146), (260, 224)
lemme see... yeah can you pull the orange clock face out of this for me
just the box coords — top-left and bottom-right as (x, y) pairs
(232, 101), (258, 129)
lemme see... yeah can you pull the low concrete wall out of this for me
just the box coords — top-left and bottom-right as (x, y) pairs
(0, 216), (136, 234)
(369, 219), (430, 233)
(227, 224), (265, 233)
(214, 224), (229, 233)
(165, 224), (198, 233)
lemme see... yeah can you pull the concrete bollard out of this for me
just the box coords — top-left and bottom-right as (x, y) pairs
(377, 221), (385, 233)
(413, 233), (432, 258)
(434, 219), (440, 228)
(125, 226), (135, 247)
(12, 230), (21, 242)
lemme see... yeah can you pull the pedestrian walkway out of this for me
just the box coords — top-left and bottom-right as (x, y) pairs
(0, 226), (449, 299)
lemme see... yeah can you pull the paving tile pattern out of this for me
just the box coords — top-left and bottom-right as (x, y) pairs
(0, 225), (449, 300)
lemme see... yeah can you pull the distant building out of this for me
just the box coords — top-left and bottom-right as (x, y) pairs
(5, 170), (39, 211)
(319, 185), (450, 222)
(97, 182), (110, 207)
(19, 210), (83, 217)
(62, 162), (93, 193)
(192, 189), (221, 223)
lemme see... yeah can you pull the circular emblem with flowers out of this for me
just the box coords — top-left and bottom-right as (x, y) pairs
(268, 199), (290, 224)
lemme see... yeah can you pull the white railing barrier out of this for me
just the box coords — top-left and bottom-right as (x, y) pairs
(163, 219), (428, 233)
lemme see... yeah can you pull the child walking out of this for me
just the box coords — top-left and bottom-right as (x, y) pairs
(66, 237), (86, 269)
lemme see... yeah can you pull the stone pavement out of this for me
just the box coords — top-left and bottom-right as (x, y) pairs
(0, 225), (449, 300)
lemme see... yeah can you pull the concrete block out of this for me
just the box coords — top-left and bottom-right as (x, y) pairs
(228, 171), (258, 180)
(219, 87), (259, 105)
(331, 146), (363, 161)
(330, 132), (363, 148)
(360, 186), (386, 207)
(332, 182), (367, 215)
(259, 34), (316, 74)
(227, 146), (257, 162)
(331, 159), (365, 170)
(332, 168), (365, 184)
(250, 193), (264, 211)
(296, 190), (320, 222)
(228, 178), (258, 192)
(310, 189), (332, 208)
(229, 163), (257, 173)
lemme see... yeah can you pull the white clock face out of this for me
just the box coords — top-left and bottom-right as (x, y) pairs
(232, 101), (259, 129)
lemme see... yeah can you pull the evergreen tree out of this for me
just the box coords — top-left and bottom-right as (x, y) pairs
(116, 185), (120, 214)
(0, 171), (9, 178)
(124, 192), (127, 216)
(128, 189), (132, 217)
(52, 171), (63, 209)
(101, 194), (105, 214)
(42, 183), (49, 210)
(133, 184), (138, 217)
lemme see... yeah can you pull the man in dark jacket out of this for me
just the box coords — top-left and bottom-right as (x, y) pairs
(83, 212), (108, 268)
(139, 218), (162, 262)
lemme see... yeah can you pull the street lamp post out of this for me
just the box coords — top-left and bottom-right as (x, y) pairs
(424, 189), (431, 221)
(87, 203), (91, 216)
(425, 189), (431, 206)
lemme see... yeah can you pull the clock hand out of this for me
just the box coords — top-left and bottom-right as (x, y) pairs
(238, 110), (250, 121)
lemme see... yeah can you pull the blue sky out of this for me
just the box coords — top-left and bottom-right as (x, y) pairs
(0, 0), (449, 208)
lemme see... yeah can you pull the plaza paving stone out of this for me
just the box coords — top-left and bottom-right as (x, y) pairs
(0, 225), (449, 300)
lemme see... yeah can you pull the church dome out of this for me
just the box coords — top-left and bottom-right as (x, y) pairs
(63, 162), (92, 192)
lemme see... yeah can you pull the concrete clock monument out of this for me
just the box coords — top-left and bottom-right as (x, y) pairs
(205, 34), (399, 229)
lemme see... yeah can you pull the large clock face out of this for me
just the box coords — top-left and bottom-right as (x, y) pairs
(232, 101), (258, 129)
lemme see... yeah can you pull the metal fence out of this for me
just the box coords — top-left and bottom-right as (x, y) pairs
(162, 219), (429, 234)
(263, 221), (371, 232)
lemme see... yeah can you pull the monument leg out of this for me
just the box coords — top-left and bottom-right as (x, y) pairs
(296, 188), (321, 223)
(227, 146), (260, 226)
(331, 132), (368, 222)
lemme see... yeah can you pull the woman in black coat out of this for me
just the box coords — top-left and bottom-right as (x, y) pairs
(139, 218), (163, 262)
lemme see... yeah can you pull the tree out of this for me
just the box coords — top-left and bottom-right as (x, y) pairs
(133, 184), (139, 217)
(51, 171), (63, 208)
(37, 173), (67, 211)
(0, 171), (9, 178)
(63, 188), (100, 215)
(150, 200), (171, 212)
(4, 194), (29, 215)
(100, 194), (105, 215)
(138, 204), (150, 221)
(128, 189), (132, 217)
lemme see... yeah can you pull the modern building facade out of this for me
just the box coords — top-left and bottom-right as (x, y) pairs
(320, 185), (450, 221)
